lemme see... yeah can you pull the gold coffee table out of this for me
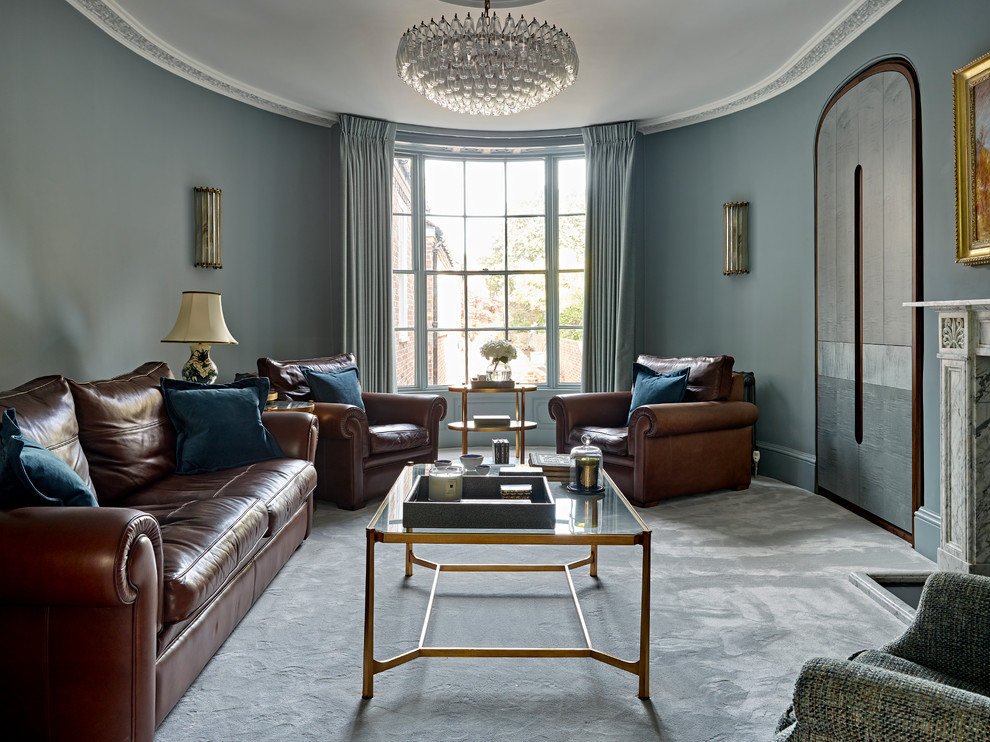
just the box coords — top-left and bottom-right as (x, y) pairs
(362, 464), (652, 699)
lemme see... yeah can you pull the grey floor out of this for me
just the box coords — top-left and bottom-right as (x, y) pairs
(155, 450), (935, 741)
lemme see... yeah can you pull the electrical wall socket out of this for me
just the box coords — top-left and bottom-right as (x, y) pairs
(752, 450), (761, 463)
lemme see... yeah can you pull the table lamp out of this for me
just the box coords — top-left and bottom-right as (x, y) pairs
(162, 291), (237, 383)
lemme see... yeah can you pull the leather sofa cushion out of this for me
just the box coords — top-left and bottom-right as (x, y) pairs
(0, 375), (93, 493)
(141, 495), (268, 624)
(69, 362), (176, 504)
(567, 426), (629, 456)
(636, 355), (735, 402)
(258, 354), (357, 402)
(369, 424), (428, 455)
(118, 458), (315, 537)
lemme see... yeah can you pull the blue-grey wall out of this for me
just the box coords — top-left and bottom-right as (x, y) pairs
(6, 0), (990, 552)
(0, 0), (334, 389)
(643, 0), (990, 558)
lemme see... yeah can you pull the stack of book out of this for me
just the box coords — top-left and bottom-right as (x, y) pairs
(473, 414), (511, 427)
(528, 452), (571, 482)
(492, 438), (511, 464)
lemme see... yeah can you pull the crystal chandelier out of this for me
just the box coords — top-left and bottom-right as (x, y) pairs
(396, 0), (579, 117)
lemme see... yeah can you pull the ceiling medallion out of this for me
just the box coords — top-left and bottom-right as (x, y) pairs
(396, 0), (578, 116)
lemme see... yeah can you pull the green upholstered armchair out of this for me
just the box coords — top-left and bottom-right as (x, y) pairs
(774, 571), (990, 741)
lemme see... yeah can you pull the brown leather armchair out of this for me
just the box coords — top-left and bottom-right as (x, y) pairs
(548, 355), (758, 507)
(258, 354), (447, 510)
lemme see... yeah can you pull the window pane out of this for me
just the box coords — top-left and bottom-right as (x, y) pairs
(393, 157), (413, 214)
(509, 330), (547, 384)
(394, 151), (584, 390)
(427, 330), (464, 386)
(507, 216), (545, 270)
(466, 217), (505, 271)
(393, 214), (412, 270)
(558, 215), (585, 270)
(558, 158), (586, 214)
(425, 216), (464, 271)
(427, 274), (464, 328)
(467, 274), (504, 328)
(507, 160), (544, 215)
(559, 271), (584, 328)
(395, 330), (415, 386)
(425, 159), (463, 215)
(393, 273), (415, 329)
(465, 161), (505, 216)
(559, 329), (583, 384)
(508, 274), (546, 328)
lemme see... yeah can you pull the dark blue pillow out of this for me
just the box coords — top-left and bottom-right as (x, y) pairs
(0, 408), (98, 508)
(160, 377), (284, 475)
(301, 366), (365, 411)
(628, 364), (690, 423)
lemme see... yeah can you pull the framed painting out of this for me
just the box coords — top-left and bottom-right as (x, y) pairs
(954, 50), (990, 264)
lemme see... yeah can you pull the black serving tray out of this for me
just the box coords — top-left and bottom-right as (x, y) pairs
(403, 475), (555, 529)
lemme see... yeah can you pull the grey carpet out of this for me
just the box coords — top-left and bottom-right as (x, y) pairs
(155, 475), (934, 741)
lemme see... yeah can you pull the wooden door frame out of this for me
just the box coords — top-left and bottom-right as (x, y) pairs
(813, 57), (923, 543)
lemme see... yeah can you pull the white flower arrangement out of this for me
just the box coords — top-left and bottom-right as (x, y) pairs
(480, 338), (517, 371)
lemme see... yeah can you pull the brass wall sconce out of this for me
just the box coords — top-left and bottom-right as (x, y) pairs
(723, 201), (749, 275)
(194, 187), (222, 268)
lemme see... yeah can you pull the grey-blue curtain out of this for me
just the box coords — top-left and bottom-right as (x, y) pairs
(339, 114), (397, 392)
(581, 121), (638, 392)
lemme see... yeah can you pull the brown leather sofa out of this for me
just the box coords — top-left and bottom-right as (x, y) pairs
(549, 355), (758, 507)
(258, 354), (447, 510)
(0, 362), (318, 742)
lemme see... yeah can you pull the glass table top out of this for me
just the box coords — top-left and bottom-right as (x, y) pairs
(368, 464), (649, 537)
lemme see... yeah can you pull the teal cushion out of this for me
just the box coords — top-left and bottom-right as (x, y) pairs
(0, 408), (98, 508)
(302, 366), (365, 411)
(628, 364), (689, 423)
(160, 377), (284, 475)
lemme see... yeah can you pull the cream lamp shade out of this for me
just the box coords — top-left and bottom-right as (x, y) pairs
(162, 291), (237, 383)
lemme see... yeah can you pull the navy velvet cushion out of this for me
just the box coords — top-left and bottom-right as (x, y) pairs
(628, 364), (690, 423)
(160, 377), (284, 475)
(302, 366), (365, 411)
(0, 408), (98, 507)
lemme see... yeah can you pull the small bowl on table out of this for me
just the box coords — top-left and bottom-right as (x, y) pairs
(460, 453), (484, 473)
(474, 464), (491, 476)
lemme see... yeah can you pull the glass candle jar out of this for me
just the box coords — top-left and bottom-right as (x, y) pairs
(568, 433), (604, 492)
(428, 466), (463, 501)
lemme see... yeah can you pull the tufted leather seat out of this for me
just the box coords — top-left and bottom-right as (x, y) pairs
(0, 362), (319, 740)
(550, 355), (758, 507)
(258, 354), (447, 509)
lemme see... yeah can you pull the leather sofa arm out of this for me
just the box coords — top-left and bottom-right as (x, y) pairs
(0, 506), (163, 609)
(262, 410), (319, 463)
(775, 656), (990, 741)
(311, 402), (368, 441)
(629, 400), (758, 439)
(0, 507), (162, 742)
(363, 392), (447, 429)
(549, 392), (632, 450)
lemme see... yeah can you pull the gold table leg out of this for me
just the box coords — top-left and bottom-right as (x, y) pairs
(460, 389), (468, 455)
(364, 541), (649, 699)
(638, 531), (651, 699)
(362, 529), (376, 699)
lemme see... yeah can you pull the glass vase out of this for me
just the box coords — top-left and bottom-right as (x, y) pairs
(489, 362), (512, 382)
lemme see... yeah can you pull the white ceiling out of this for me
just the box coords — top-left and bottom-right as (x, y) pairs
(69, 0), (901, 133)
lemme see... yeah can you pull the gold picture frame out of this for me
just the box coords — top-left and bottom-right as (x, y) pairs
(954, 50), (990, 264)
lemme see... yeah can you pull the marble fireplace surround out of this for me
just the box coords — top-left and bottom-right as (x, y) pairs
(851, 298), (990, 621)
(906, 298), (990, 575)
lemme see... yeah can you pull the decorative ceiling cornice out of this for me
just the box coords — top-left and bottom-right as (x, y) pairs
(68, 0), (898, 134)
(65, 0), (338, 128)
(638, 0), (902, 134)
